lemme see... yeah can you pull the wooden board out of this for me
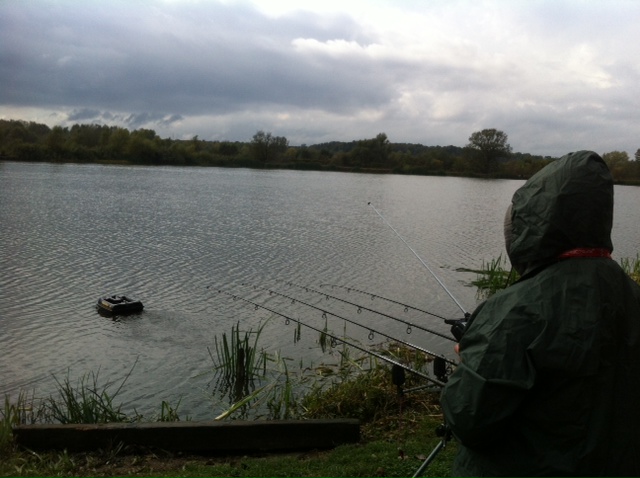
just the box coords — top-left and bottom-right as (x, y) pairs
(13, 419), (360, 453)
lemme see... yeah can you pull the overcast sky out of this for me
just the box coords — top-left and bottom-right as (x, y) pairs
(1, 0), (639, 157)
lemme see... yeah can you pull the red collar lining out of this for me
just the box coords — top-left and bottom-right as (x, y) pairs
(557, 248), (612, 260)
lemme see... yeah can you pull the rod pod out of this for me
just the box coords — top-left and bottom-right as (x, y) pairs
(412, 424), (453, 477)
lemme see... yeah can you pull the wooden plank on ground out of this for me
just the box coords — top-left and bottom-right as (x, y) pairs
(13, 419), (360, 453)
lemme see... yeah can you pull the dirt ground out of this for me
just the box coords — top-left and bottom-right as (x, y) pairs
(14, 447), (327, 477)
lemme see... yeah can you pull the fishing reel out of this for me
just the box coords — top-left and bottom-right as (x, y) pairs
(435, 423), (452, 440)
(444, 312), (471, 342)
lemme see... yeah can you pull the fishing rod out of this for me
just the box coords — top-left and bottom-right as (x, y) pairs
(272, 280), (455, 342)
(216, 289), (449, 387)
(319, 282), (451, 320)
(239, 282), (457, 364)
(368, 202), (469, 317)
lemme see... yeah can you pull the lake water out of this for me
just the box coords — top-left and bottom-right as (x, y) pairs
(1, 161), (638, 419)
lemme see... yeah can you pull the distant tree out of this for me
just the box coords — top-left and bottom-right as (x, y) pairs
(297, 144), (313, 160)
(135, 128), (158, 141)
(45, 125), (68, 158)
(603, 150), (630, 181)
(190, 135), (201, 153)
(467, 128), (512, 174)
(633, 152), (640, 181)
(250, 130), (288, 163)
(168, 141), (189, 165)
(603, 150), (629, 168)
(218, 141), (239, 156)
(350, 133), (391, 167)
(283, 147), (298, 162)
(127, 129), (159, 163)
(25, 121), (51, 139)
(3, 120), (36, 145)
(69, 123), (103, 149)
(502, 154), (551, 179)
(106, 127), (130, 157)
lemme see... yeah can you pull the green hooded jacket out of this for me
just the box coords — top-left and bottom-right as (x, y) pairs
(441, 151), (640, 476)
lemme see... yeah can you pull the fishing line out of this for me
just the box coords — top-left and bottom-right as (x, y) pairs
(216, 289), (448, 387)
(272, 280), (455, 342)
(368, 202), (468, 317)
(320, 282), (451, 319)
(238, 282), (457, 362)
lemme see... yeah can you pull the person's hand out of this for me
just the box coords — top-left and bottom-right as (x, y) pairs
(454, 343), (460, 355)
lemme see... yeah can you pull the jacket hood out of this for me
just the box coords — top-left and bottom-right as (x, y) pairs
(506, 150), (613, 276)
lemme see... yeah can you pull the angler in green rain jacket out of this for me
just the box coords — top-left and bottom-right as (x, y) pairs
(441, 151), (640, 476)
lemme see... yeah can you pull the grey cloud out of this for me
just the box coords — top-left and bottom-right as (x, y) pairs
(123, 112), (183, 129)
(0, 1), (393, 116)
(67, 109), (104, 121)
(159, 114), (184, 126)
(63, 109), (183, 131)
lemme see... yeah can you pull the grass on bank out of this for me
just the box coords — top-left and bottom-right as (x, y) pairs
(473, 253), (640, 296)
(621, 254), (640, 284)
(0, 321), (452, 476)
(0, 417), (454, 477)
(471, 254), (519, 298)
(1, 353), (453, 477)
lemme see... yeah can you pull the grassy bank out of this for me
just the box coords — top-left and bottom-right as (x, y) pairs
(1, 319), (453, 476)
(1, 362), (454, 477)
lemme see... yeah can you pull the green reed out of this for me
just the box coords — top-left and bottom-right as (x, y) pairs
(474, 254), (640, 299)
(2, 394), (24, 445)
(264, 354), (299, 420)
(1, 392), (43, 450)
(156, 399), (184, 422)
(209, 321), (268, 402)
(209, 316), (432, 422)
(47, 367), (133, 424)
(621, 254), (640, 284)
(472, 254), (519, 298)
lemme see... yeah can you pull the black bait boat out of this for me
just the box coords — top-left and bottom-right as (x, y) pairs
(97, 295), (144, 314)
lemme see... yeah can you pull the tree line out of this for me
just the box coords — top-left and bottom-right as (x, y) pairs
(1, 119), (639, 183)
